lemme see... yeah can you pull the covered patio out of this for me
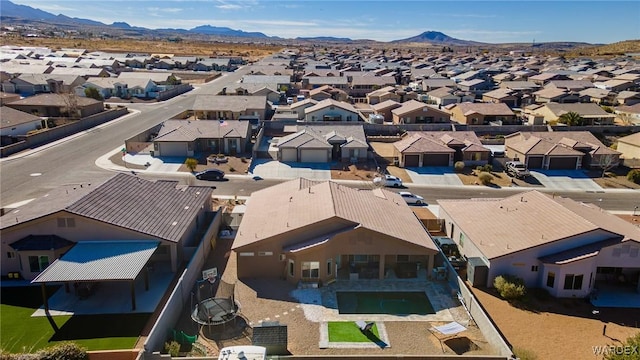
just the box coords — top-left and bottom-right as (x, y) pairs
(31, 240), (170, 315)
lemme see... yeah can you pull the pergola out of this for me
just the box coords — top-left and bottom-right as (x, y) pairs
(31, 240), (160, 311)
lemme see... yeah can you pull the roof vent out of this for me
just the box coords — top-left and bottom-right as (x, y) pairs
(171, 221), (178, 226)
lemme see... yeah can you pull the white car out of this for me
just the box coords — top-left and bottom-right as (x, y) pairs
(373, 174), (403, 187)
(398, 191), (424, 205)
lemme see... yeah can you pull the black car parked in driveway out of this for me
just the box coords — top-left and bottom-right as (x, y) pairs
(195, 169), (225, 181)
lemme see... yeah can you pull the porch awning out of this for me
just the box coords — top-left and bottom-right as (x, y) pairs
(539, 237), (622, 265)
(283, 225), (359, 253)
(31, 240), (160, 283)
(10, 235), (74, 251)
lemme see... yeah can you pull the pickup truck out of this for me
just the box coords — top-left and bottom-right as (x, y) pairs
(505, 161), (530, 178)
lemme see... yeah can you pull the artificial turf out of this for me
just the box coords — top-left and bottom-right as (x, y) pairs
(327, 321), (380, 343)
(1, 286), (148, 353)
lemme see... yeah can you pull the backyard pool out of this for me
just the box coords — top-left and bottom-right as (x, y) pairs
(336, 291), (435, 315)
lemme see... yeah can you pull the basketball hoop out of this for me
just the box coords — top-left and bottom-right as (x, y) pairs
(202, 267), (218, 284)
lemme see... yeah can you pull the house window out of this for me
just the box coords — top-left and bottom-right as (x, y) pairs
(239, 252), (255, 257)
(7, 251), (16, 259)
(563, 274), (583, 290)
(302, 261), (320, 278)
(28, 255), (49, 273)
(288, 260), (295, 277)
(57, 218), (76, 228)
(327, 259), (332, 276)
(258, 251), (273, 256)
(459, 233), (465, 247)
(472, 153), (481, 161)
(546, 272), (555, 288)
(531, 265), (539, 272)
(397, 255), (410, 263)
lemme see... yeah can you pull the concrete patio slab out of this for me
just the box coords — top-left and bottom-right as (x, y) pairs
(249, 159), (331, 180)
(405, 167), (463, 186)
(530, 170), (602, 192)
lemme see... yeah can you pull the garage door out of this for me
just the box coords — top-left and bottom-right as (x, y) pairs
(158, 142), (187, 157)
(548, 157), (578, 170)
(280, 148), (297, 162)
(422, 153), (449, 166)
(404, 154), (419, 167)
(527, 156), (543, 169)
(300, 149), (328, 163)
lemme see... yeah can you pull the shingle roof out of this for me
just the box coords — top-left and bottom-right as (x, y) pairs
(545, 102), (614, 118)
(32, 240), (159, 282)
(154, 119), (249, 142)
(65, 174), (213, 242)
(189, 95), (266, 112)
(7, 93), (102, 107)
(506, 132), (618, 156)
(305, 99), (358, 114)
(0, 106), (42, 129)
(232, 179), (438, 252)
(453, 102), (514, 116)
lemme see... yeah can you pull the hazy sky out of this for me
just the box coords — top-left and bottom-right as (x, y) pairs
(9, 0), (640, 43)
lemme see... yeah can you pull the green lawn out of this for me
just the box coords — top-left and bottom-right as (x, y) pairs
(328, 321), (380, 343)
(1, 286), (149, 354)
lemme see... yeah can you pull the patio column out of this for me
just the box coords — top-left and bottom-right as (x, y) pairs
(144, 268), (149, 291)
(378, 255), (385, 280)
(426, 254), (434, 279)
(41, 283), (49, 312)
(130, 281), (136, 311)
(419, 154), (423, 167)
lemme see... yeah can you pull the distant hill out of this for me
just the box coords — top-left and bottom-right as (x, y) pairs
(188, 25), (268, 38)
(0, 0), (59, 21)
(392, 31), (484, 46)
(565, 39), (640, 57)
(296, 36), (353, 42)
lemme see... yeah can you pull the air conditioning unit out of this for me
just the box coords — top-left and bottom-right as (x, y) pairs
(279, 254), (286, 261)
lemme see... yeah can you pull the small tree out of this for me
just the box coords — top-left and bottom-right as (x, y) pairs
(494, 275), (526, 300)
(185, 158), (198, 172)
(558, 111), (585, 126)
(598, 154), (618, 178)
(38, 342), (88, 360)
(84, 87), (103, 101)
(164, 341), (180, 357)
(604, 332), (640, 360)
(454, 161), (465, 173)
(478, 171), (493, 185)
(627, 169), (640, 184)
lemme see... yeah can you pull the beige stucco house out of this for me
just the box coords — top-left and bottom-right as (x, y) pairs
(390, 100), (451, 124)
(304, 99), (361, 122)
(393, 131), (490, 167)
(617, 132), (640, 168)
(232, 179), (439, 284)
(446, 102), (517, 125)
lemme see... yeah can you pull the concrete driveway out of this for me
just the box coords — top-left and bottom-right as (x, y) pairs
(530, 170), (602, 191)
(249, 159), (331, 180)
(404, 167), (463, 186)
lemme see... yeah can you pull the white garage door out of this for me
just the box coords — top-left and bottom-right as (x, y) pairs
(300, 149), (328, 163)
(280, 148), (298, 162)
(159, 142), (187, 157)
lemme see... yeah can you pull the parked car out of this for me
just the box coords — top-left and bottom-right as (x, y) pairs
(195, 169), (225, 181)
(373, 174), (403, 187)
(505, 161), (530, 178)
(398, 191), (424, 205)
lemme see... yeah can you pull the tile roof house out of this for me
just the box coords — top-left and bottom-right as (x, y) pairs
(504, 131), (620, 169)
(0, 91), (20, 106)
(446, 102), (517, 125)
(304, 99), (362, 122)
(0, 173), (214, 279)
(366, 85), (400, 105)
(530, 102), (616, 125)
(616, 132), (640, 168)
(532, 87), (580, 104)
(153, 119), (251, 157)
(615, 91), (640, 106)
(438, 191), (640, 298)
(393, 131), (490, 167)
(5, 93), (104, 118)
(232, 179), (439, 283)
(371, 99), (402, 122)
(615, 103), (640, 125)
(2, 74), (86, 96)
(481, 88), (519, 108)
(187, 95), (267, 121)
(0, 106), (43, 137)
(276, 124), (368, 163)
(390, 100), (451, 124)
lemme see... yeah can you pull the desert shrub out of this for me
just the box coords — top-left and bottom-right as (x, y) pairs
(454, 161), (465, 173)
(476, 164), (493, 173)
(513, 347), (537, 360)
(627, 169), (640, 184)
(164, 341), (180, 357)
(478, 171), (493, 185)
(494, 275), (526, 300)
(229, 166), (236, 172)
(38, 342), (88, 360)
(184, 158), (198, 172)
(604, 332), (640, 359)
(240, 157), (247, 163)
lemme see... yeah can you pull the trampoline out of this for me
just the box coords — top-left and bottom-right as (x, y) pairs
(191, 297), (238, 326)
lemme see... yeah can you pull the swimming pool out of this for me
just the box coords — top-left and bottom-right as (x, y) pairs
(336, 291), (435, 315)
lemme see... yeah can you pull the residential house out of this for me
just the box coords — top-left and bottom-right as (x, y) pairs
(240, 75), (291, 93)
(615, 91), (640, 106)
(350, 75), (397, 98)
(578, 88), (615, 105)
(6, 94), (104, 118)
(0, 91), (20, 105)
(393, 131), (490, 167)
(422, 78), (456, 91)
(366, 86), (400, 105)
(232, 179), (439, 283)
(2, 74), (85, 96)
(482, 88), (518, 108)
(615, 103), (640, 125)
(594, 79), (634, 92)
(532, 88), (580, 104)
(0, 173), (214, 279)
(0, 106), (43, 137)
(153, 119), (251, 157)
(371, 100), (401, 122)
(504, 131), (620, 169)
(49, 67), (110, 78)
(530, 102), (615, 125)
(118, 72), (180, 87)
(447, 102), (517, 125)
(77, 77), (158, 99)
(529, 73), (570, 86)
(546, 80), (594, 92)
(616, 132), (640, 168)
(304, 99), (361, 122)
(457, 78), (493, 93)
(425, 87), (472, 107)
(188, 95), (267, 121)
(302, 76), (349, 90)
(391, 100), (451, 124)
(308, 85), (348, 102)
(438, 191), (640, 298)
(276, 124), (368, 163)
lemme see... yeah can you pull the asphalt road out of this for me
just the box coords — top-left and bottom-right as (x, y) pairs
(1, 66), (638, 213)
(0, 68), (250, 207)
